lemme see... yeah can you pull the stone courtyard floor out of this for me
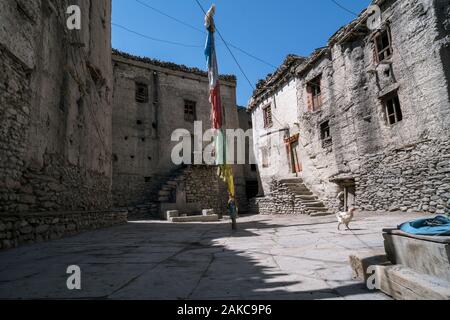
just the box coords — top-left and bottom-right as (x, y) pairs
(0, 212), (424, 300)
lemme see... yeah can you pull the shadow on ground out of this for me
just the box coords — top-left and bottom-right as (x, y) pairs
(0, 215), (390, 300)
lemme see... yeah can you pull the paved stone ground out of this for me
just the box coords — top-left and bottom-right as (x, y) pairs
(0, 212), (424, 300)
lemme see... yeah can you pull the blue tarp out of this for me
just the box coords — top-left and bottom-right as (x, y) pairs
(399, 215), (450, 236)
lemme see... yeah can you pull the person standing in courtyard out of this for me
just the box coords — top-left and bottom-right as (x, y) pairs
(227, 195), (238, 231)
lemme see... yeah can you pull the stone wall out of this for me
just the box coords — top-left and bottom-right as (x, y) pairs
(185, 166), (229, 216)
(249, 181), (303, 215)
(357, 139), (450, 213)
(0, 0), (113, 214)
(0, 210), (127, 250)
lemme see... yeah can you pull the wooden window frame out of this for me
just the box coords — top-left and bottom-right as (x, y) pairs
(263, 104), (273, 129)
(373, 27), (393, 64)
(135, 82), (149, 103)
(382, 92), (403, 125)
(307, 75), (323, 112)
(184, 100), (197, 122)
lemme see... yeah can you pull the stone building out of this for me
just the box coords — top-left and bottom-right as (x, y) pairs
(0, 0), (126, 249)
(249, 0), (450, 215)
(111, 50), (249, 217)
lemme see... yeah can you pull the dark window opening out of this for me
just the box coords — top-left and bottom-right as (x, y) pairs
(263, 105), (273, 128)
(141, 138), (146, 142)
(246, 181), (259, 200)
(113, 154), (118, 162)
(374, 28), (393, 63)
(383, 93), (403, 125)
(144, 177), (151, 183)
(130, 155), (135, 159)
(184, 100), (197, 122)
(250, 164), (257, 172)
(320, 121), (332, 148)
(137, 120), (143, 125)
(135, 82), (149, 103)
(307, 75), (323, 111)
(124, 136), (129, 141)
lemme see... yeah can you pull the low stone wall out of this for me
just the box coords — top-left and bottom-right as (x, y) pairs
(0, 210), (128, 250)
(0, 155), (113, 214)
(248, 181), (305, 215)
(357, 139), (450, 213)
(185, 166), (228, 216)
(249, 197), (304, 215)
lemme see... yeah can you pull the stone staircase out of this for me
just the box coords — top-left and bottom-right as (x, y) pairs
(249, 177), (333, 216)
(127, 166), (190, 220)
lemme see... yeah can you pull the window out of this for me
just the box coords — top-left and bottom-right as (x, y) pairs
(307, 75), (322, 111)
(263, 105), (273, 128)
(250, 164), (257, 172)
(261, 148), (269, 168)
(184, 100), (197, 122)
(373, 27), (393, 63)
(135, 83), (149, 103)
(320, 121), (332, 148)
(383, 93), (403, 125)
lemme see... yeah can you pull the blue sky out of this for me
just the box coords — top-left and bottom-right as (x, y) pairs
(112, 0), (371, 106)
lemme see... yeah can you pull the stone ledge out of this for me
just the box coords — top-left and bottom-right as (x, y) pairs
(0, 210), (128, 250)
(170, 215), (219, 223)
(374, 265), (450, 300)
(383, 229), (450, 282)
(0, 210), (127, 218)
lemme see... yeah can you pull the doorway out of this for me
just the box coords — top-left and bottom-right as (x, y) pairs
(285, 134), (302, 174)
(336, 179), (356, 211)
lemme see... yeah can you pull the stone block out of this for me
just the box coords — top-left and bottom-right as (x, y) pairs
(165, 210), (179, 221)
(383, 229), (450, 282)
(375, 265), (450, 300)
(202, 209), (214, 216)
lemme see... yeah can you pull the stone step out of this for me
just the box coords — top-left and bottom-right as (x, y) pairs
(301, 201), (325, 208)
(305, 207), (329, 212)
(158, 196), (170, 202)
(294, 191), (314, 196)
(279, 178), (304, 184)
(287, 185), (310, 192)
(374, 265), (450, 300)
(310, 211), (334, 217)
(295, 195), (317, 201)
